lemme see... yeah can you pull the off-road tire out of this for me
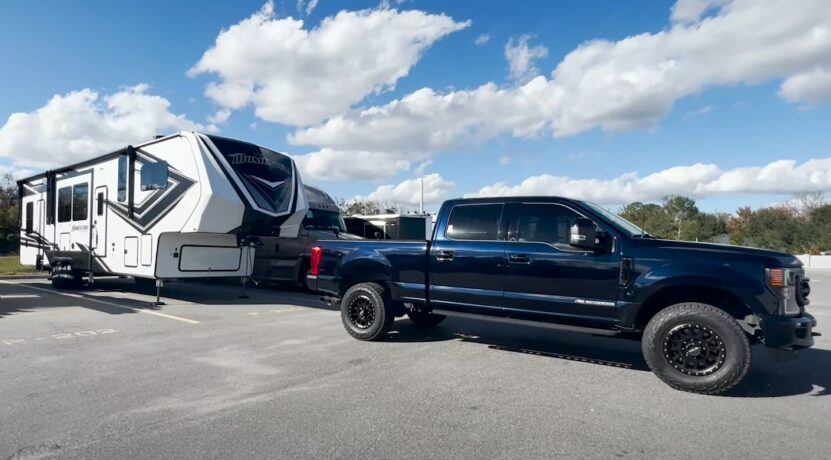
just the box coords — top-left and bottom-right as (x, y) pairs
(341, 283), (394, 341)
(642, 302), (751, 395)
(407, 310), (446, 327)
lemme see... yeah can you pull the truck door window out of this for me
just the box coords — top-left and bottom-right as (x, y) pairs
(72, 183), (88, 221)
(513, 203), (581, 246)
(57, 186), (72, 223)
(446, 204), (503, 240)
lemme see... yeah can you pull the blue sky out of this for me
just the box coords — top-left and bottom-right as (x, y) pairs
(2, 0), (830, 212)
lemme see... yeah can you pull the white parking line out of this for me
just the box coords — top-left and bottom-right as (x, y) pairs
(1, 294), (40, 299)
(0, 281), (201, 325)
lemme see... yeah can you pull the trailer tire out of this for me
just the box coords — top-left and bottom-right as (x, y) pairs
(51, 270), (82, 290)
(341, 282), (394, 341)
(407, 310), (446, 327)
(642, 302), (751, 395)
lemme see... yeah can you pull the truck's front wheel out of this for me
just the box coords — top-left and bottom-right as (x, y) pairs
(642, 302), (751, 395)
(341, 283), (394, 341)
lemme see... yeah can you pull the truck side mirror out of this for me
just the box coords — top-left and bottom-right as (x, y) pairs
(570, 218), (598, 250)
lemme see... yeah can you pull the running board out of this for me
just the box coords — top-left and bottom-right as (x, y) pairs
(431, 309), (621, 336)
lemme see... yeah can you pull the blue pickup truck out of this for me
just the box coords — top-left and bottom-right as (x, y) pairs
(307, 197), (816, 394)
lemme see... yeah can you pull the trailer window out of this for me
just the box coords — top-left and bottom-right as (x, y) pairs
(118, 155), (127, 202)
(97, 192), (105, 216)
(140, 161), (168, 191)
(446, 204), (503, 241)
(58, 187), (72, 222)
(72, 183), (88, 221)
(25, 202), (33, 233)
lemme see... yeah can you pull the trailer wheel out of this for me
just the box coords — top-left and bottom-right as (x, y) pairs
(51, 268), (82, 290)
(407, 310), (446, 327)
(341, 282), (394, 341)
(642, 302), (751, 395)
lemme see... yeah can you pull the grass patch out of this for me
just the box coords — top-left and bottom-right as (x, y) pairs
(0, 255), (38, 275)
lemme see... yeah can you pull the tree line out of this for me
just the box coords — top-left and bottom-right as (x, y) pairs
(619, 192), (831, 254)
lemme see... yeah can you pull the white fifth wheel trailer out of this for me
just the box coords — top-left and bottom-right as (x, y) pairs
(18, 132), (308, 290)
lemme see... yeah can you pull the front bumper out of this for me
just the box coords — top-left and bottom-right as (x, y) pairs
(760, 313), (817, 350)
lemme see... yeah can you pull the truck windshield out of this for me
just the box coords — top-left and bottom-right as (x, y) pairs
(582, 201), (646, 237)
(304, 209), (346, 232)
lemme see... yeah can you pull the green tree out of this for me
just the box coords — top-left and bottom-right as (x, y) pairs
(337, 197), (381, 216)
(619, 202), (674, 238)
(0, 173), (20, 254)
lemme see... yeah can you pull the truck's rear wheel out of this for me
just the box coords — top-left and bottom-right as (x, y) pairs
(407, 310), (446, 327)
(642, 302), (751, 395)
(341, 283), (394, 341)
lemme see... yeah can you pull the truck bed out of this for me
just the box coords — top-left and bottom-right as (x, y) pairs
(310, 239), (430, 303)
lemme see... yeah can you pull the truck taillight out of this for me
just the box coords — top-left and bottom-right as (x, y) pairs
(310, 246), (322, 277)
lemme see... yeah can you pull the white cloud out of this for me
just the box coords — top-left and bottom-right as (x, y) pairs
(474, 33), (490, 45)
(207, 108), (231, 124)
(499, 155), (511, 165)
(467, 157), (831, 205)
(293, 148), (413, 181)
(289, 0), (831, 174)
(290, 81), (550, 155)
(359, 173), (455, 206)
(414, 159), (433, 174)
(0, 84), (207, 170)
(670, 0), (729, 24)
(504, 35), (548, 83)
(297, 0), (320, 16)
(0, 164), (35, 180)
(779, 68), (831, 106)
(189, 2), (470, 126)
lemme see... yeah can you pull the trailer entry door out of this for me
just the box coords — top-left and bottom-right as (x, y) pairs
(94, 186), (108, 257)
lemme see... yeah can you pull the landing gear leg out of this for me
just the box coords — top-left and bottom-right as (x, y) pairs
(154, 279), (165, 306)
(239, 276), (249, 299)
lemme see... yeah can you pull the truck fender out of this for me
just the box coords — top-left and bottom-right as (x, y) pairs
(624, 265), (767, 328)
(337, 249), (395, 295)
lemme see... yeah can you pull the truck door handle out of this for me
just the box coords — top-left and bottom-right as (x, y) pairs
(435, 250), (455, 261)
(509, 253), (531, 264)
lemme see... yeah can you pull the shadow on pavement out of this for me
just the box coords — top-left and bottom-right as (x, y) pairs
(388, 317), (650, 371)
(387, 317), (831, 397)
(1, 277), (333, 320)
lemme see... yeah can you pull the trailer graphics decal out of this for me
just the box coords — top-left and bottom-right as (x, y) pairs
(109, 153), (195, 232)
(207, 135), (295, 215)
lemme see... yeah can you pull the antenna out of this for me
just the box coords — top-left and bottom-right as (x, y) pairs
(419, 176), (424, 214)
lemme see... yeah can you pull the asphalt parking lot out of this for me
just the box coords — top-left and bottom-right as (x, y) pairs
(1, 273), (830, 459)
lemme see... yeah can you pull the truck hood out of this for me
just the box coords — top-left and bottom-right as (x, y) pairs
(633, 238), (802, 268)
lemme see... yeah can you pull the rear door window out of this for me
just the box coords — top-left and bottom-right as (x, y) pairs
(445, 204), (503, 241)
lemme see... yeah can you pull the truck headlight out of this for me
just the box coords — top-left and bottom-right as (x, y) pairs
(766, 268), (800, 315)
